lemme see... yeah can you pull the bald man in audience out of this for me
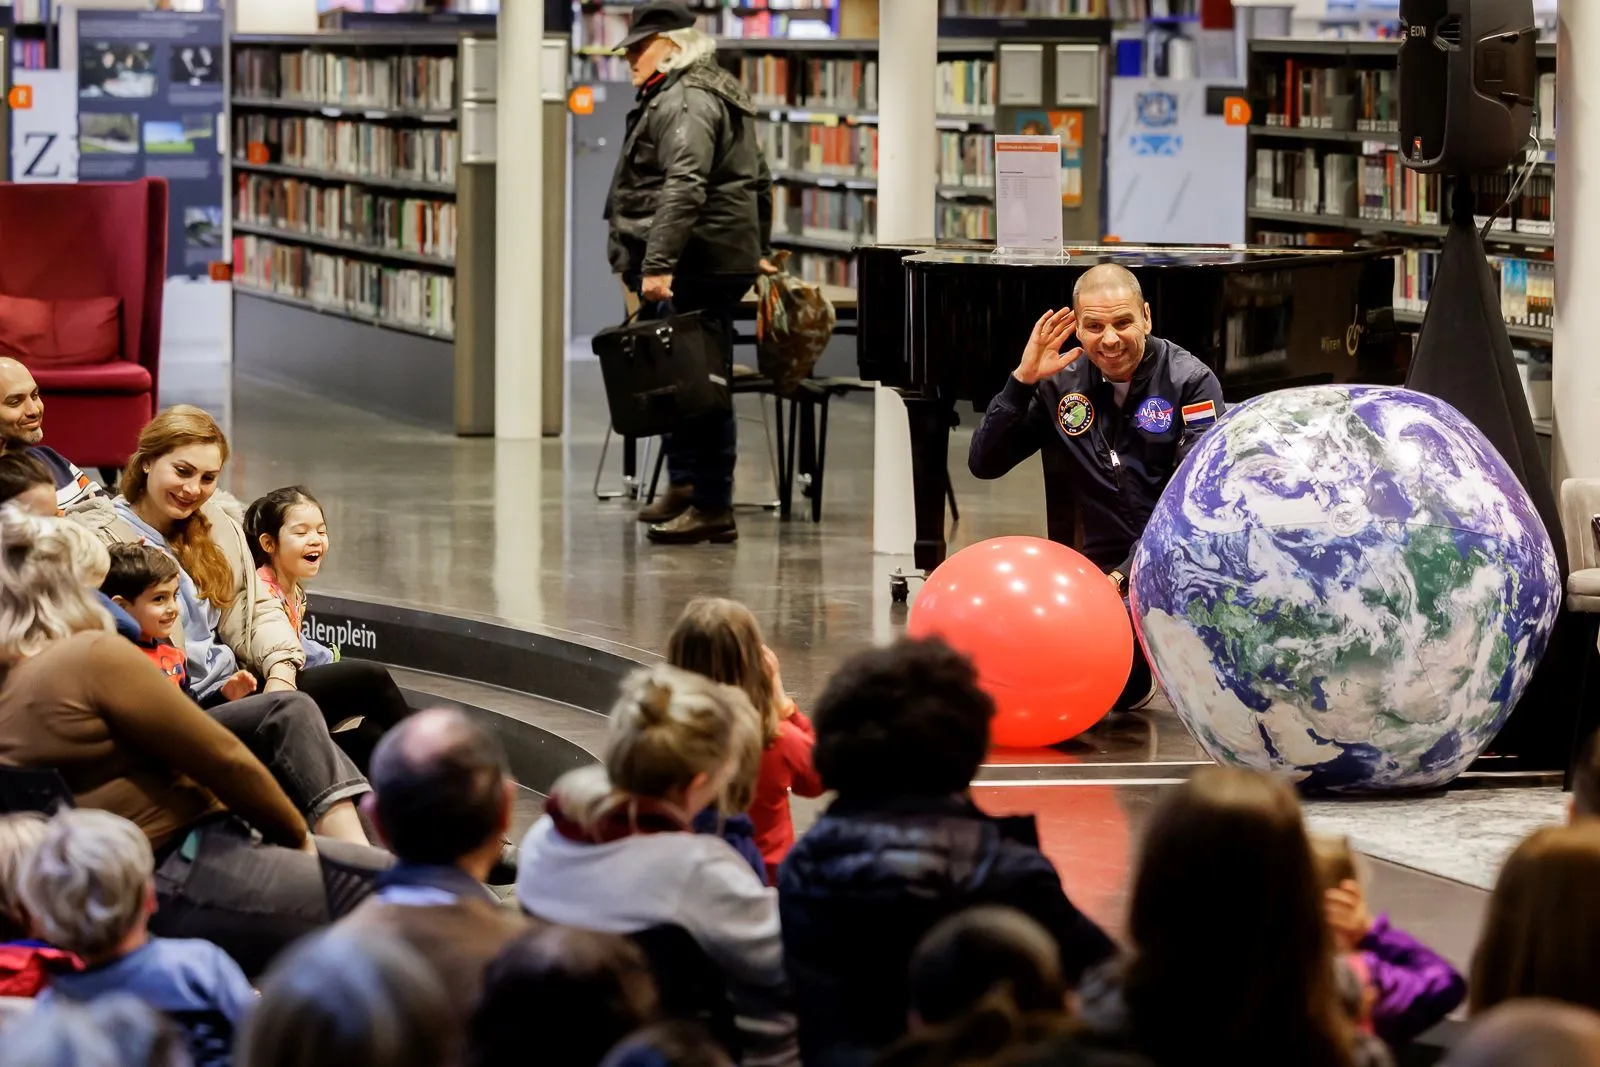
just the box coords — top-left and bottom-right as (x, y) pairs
(341, 708), (531, 1024)
(968, 263), (1226, 708)
(1445, 1000), (1600, 1067)
(0, 357), (105, 510)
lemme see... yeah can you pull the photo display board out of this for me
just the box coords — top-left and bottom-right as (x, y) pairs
(76, 9), (224, 277)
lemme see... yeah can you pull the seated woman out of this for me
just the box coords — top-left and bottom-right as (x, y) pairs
(68, 406), (411, 772)
(516, 665), (798, 1067)
(1077, 767), (1378, 1067)
(0, 508), (390, 977)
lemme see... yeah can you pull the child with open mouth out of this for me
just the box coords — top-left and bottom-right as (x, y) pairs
(245, 486), (335, 667)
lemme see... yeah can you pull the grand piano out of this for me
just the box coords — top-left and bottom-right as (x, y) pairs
(857, 243), (1405, 573)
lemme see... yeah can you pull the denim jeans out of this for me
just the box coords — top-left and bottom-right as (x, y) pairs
(208, 690), (369, 825)
(151, 817), (391, 978)
(637, 274), (754, 512)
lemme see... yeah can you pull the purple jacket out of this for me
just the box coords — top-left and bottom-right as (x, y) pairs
(1360, 915), (1466, 1046)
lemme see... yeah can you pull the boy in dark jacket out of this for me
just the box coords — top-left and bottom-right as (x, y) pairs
(778, 637), (1116, 1067)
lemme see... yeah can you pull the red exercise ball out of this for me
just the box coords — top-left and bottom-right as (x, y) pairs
(907, 535), (1134, 748)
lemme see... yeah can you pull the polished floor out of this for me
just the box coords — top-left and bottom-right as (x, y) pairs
(147, 347), (1576, 974)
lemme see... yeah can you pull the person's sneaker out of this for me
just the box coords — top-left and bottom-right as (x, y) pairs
(637, 483), (694, 524)
(647, 507), (738, 545)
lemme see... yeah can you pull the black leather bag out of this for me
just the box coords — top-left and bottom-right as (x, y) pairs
(592, 309), (732, 438)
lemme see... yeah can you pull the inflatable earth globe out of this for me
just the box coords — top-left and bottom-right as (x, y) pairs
(1130, 385), (1560, 793)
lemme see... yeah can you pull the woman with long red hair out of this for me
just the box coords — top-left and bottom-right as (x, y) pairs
(70, 405), (411, 773)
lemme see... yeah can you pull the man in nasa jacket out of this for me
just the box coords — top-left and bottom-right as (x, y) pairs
(968, 263), (1226, 708)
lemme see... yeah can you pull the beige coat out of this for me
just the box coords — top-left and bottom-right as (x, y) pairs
(68, 493), (305, 687)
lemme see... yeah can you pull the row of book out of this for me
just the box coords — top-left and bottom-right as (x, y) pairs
(1394, 249), (1553, 331)
(940, 131), (995, 189)
(737, 56), (994, 117)
(579, 10), (717, 50)
(938, 202), (994, 241)
(234, 114), (459, 188)
(940, 0), (1200, 12)
(760, 121), (877, 176)
(787, 250), (856, 288)
(939, 0), (1104, 13)
(1258, 63), (1398, 132)
(1252, 147), (1554, 233)
(235, 175), (458, 262)
(234, 235), (455, 337)
(11, 38), (47, 71)
(234, 48), (457, 111)
(774, 186), (877, 242)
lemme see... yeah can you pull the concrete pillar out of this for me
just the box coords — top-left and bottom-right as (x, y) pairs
(495, 0), (544, 439)
(231, 0), (316, 34)
(1554, 7), (1599, 483)
(871, 0), (938, 556)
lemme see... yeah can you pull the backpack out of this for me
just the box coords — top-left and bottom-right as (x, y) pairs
(755, 250), (836, 396)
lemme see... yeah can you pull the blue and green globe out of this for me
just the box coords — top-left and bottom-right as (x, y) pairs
(1130, 385), (1560, 793)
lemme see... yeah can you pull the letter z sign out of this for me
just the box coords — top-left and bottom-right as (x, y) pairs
(10, 72), (79, 184)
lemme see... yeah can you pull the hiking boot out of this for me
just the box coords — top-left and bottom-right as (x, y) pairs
(637, 483), (694, 524)
(647, 507), (738, 545)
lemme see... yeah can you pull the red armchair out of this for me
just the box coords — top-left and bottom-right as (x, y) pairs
(0, 178), (167, 472)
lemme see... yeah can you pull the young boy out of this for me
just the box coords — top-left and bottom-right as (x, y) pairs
(100, 543), (256, 705)
(21, 809), (255, 1024)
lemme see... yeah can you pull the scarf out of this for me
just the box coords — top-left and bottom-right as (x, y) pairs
(546, 792), (692, 845)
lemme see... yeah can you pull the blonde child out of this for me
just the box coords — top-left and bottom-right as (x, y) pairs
(666, 597), (824, 883)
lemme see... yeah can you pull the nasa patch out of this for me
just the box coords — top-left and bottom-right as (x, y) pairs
(1134, 396), (1174, 434)
(1057, 392), (1094, 437)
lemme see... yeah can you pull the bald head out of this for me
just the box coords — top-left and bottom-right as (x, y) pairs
(369, 708), (511, 866)
(1069, 263), (1152, 383)
(1072, 263), (1143, 310)
(1448, 1001), (1600, 1067)
(0, 359), (43, 450)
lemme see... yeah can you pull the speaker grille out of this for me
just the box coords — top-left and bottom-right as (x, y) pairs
(1436, 14), (1464, 45)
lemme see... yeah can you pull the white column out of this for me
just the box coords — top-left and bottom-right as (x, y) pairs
(1554, 6), (1600, 483)
(871, 0), (938, 555)
(495, 1), (544, 439)
(232, 0), (316, 33)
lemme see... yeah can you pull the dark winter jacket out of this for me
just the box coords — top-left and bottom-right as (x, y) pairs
(777, 795), (1116, 1067)
(606, 56), (773, 279)
(968, 336), (1225, 576)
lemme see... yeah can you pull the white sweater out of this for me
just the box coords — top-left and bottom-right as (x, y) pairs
(515, 816), (797, 1066)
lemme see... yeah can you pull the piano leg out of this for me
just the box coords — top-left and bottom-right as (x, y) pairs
(902, 394), (956, 573)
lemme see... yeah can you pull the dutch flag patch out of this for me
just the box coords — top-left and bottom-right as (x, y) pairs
(1181, 400), (1217, 428)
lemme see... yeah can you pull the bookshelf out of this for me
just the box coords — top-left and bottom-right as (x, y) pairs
(1243, 38), (1557, 433)
(717, 37), (1001, 287)
(228, 31), (494, 432)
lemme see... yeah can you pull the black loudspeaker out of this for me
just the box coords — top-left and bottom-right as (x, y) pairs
(1398, 0), (1537, 174)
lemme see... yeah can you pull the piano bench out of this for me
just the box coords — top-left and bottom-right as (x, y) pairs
(773, 376), (874, 524)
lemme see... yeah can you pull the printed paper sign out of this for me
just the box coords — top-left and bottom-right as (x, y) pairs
(995, 135), (1063, 254)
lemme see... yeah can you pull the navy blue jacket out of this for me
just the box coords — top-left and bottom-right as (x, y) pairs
(968, 336), (1225, 575)
(778, 795), (1116, 1067)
